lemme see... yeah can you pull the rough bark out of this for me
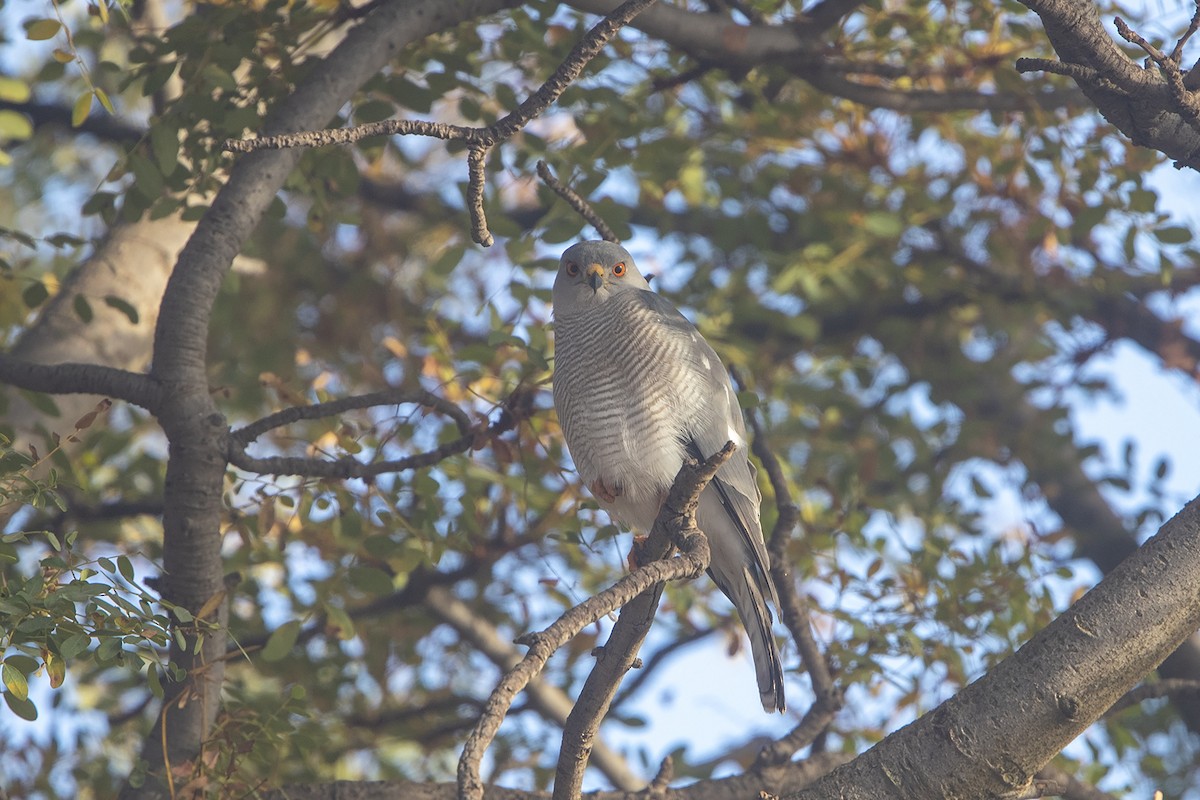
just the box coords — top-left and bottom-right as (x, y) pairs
(118, 1), (522, 797)
(787, 496), (1200, 799)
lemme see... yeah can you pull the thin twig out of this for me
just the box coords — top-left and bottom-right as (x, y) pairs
(230, 388), (472, 444)
(536, 161), (619, 243)
(458, 444), (733, 800)
(1114, 16), (1200, 132)
(223, 0), (659, 247)
(1014, 57), (1103, 85)
(1169, 0), (1200, 63)
(733, 372), (843, 749)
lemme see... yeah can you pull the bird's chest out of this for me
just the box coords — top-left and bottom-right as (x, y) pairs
(553, 303), (709, 501)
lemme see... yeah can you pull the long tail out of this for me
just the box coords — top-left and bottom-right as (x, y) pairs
(729, 564), (786, 713)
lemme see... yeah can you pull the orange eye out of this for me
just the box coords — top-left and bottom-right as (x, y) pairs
(566, 262), (580, 276)
(612, 262), (627, 277)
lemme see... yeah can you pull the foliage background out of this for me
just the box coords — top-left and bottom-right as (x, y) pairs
(1, 0), (1199, 798)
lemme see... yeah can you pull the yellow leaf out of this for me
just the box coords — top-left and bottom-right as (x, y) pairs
(71, 92), (92, 127)
(25, 19), (62, 41)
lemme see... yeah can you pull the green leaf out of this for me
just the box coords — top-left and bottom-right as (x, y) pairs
(59, 632), (91, 660)
(0, 77), (30, 102)
(2, 662), (29, 701)
(262, 619), (301, 662)
(4, 691), (37, 721)
(147, 665), (164, 699)
(117, 555), (134, 581)
(0, 110), (33, 140)
(71, 91), (92, 127)
(24, 18), (62, 41)
(148, 125), (180, 175)
(1154, 226), (1192, 245)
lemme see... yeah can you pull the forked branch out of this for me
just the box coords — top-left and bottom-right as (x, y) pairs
(457, 443), (734, 800)
(224, 0), (659, 246)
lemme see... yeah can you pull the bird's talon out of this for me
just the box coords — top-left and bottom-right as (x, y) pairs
(589, 478), (622, 504)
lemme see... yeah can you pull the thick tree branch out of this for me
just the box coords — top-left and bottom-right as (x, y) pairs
(789, 495), (1200, 799)
(567, 0), (1086, 112)
(262, 752), (847, 800)
(122, 3), (525, 798)
(1016, 0), (1200, 170)
(461, 444), (733, 800)
(0, 355), (161, 411)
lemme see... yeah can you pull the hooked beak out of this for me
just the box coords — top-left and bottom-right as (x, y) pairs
(586, 263), (604, 292)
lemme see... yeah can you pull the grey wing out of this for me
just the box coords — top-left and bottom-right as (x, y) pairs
(633, 291), (778, 608)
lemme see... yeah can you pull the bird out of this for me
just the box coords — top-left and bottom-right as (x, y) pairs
(550, 240), (786, 713)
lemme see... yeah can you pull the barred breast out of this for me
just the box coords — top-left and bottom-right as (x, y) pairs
(553, 291), (714, 532)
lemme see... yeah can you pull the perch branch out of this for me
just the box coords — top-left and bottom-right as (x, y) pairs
(551, 441), (737, 800)
(458, 443), (733, 800)
(425, 585), (642, 791)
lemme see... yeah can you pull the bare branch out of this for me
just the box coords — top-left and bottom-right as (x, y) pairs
(460, 444), (733, 800)
(549, 443), (735, 800)
(230, 388), (472, 444)
(536, 161), (620, 243)
(0, 354), (162, 411)
(467, 146), (494, 246)
(225, 387), (530, 479)
(425, 585), (642, 791)
(224, 0), (659, 247)
(735, 382), (841, 719)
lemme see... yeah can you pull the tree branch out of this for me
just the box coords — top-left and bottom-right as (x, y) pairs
(224, 389), (524, 479)
(224, 0), (659, 246)
(461, 444), (733, 800)
(536, 161), (620, 243)
(566, 0), (1087, 112)
(122, 3), (526, 797)
(425, 585), (642, 792)
(789, 494), (1200, 799)
(230, 388), (472, 444)
(0, 355), (161, 411)
(1016, 0), (1200, 169)
(551, 442), (737, 800)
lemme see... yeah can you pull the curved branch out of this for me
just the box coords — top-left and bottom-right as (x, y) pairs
(425, 585), (642, 791)
(230, 388), (472, 444)
(566, 0), (1087, 112)
(536, 161), (620, 243)
(1016, 0), (1200, 170)
(461, 444), (734, 800)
